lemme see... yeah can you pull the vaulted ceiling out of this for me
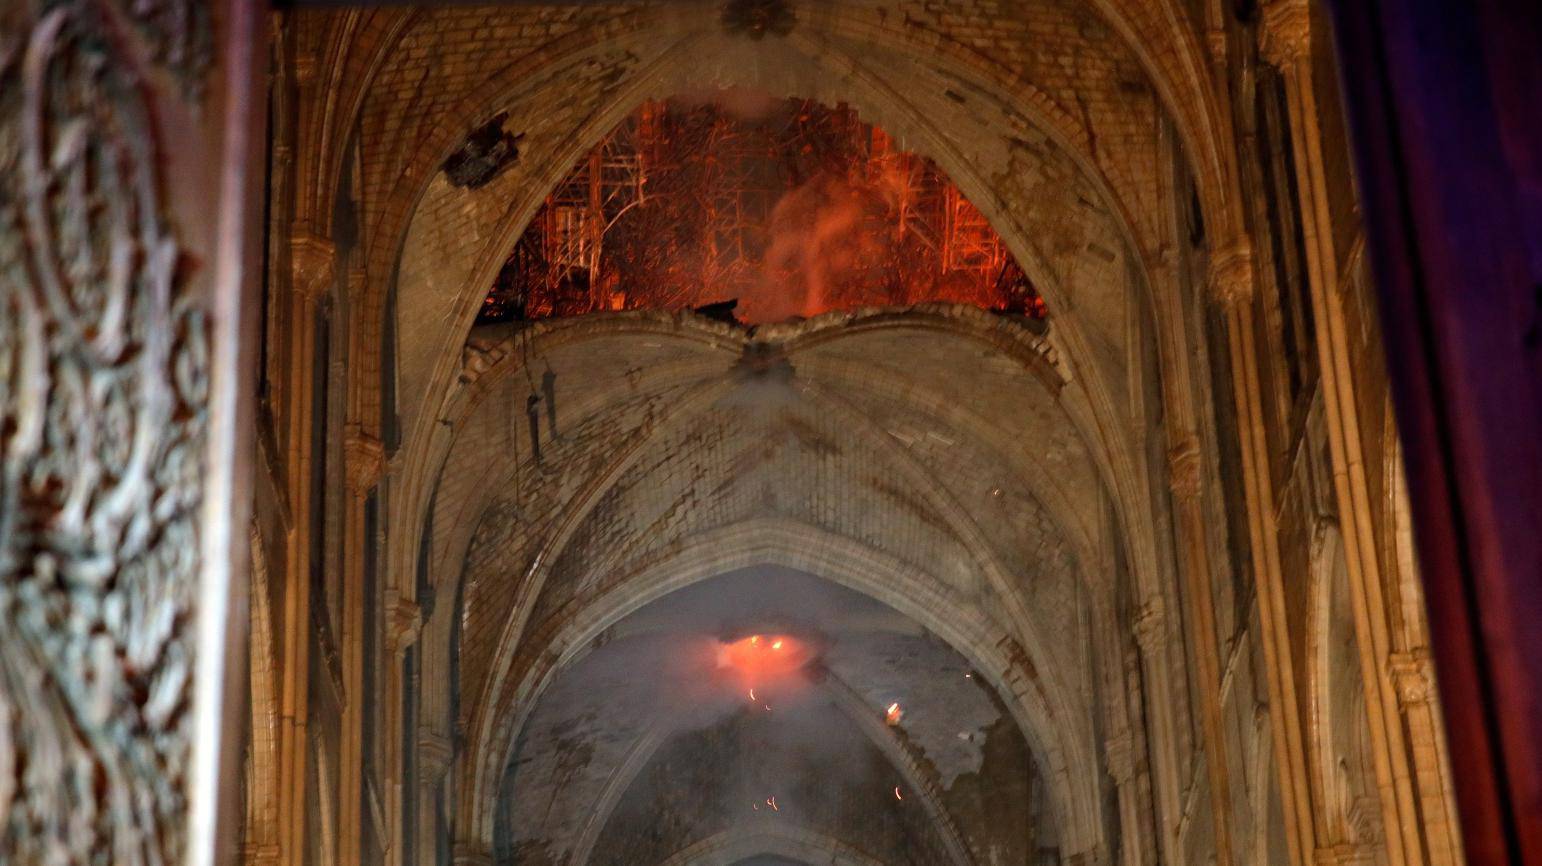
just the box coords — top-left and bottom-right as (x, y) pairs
(280, 1), (1245, 861)
(424, 308), (1133, 863)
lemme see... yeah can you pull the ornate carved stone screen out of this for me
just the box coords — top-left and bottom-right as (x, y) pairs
(0, 0), (260, 863)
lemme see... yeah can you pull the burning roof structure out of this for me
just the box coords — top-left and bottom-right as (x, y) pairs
(478, 93), (1048, 325)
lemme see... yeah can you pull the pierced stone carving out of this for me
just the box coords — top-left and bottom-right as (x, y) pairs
(0, 1), (211, 860)
(124, 0), (213, 92)
(1259, 0), (1312, 69)
(1209, 241), (1256, 308)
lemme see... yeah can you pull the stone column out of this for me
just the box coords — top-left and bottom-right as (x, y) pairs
(415, 588), (462, 865)
(1140, 234), (1224, 866)
(384, 591), (422, 866)
(1260, 2), (1453, 863)
(279, 230), (336, 866)
(1388, 651), (1463, 864)
(340, 424), (384, 866)
(1105, 730), (1145, 866)
(1161, 429), (1237, 866)
(417, 729), (455, 866)
(1208, 238), (1319, 866)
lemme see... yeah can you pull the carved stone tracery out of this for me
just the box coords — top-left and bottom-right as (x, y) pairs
(0, 1), (210, 861)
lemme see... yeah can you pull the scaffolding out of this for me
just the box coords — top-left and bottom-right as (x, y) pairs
(478, 97), (1043, 324)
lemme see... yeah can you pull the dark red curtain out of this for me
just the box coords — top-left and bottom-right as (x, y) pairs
(1324, 0), (1542, 862)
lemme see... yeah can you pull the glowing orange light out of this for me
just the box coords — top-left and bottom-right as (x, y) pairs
(885, 702), (903, 726)
(749, 688), (756, 701)
(895, 787), (903, 801)
(767, 796), (779, 812)
(722, 634), (808, 680)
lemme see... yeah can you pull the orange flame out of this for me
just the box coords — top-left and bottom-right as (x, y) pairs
(722, 634), (808, 679)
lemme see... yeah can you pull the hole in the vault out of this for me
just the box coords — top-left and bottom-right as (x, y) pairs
(476, 90), (1048, 326)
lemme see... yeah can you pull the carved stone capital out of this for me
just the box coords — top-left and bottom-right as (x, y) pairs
(344, 427), (385, 494)
(290, 231), (336, 302)
(1167, 435), (1203, 504)
(1133, 598), (1167, 652)
(1259, 0), (1312, 68)
(385, 592), (422, 653)
(1104, 731), (1137, 785)
(1206, 27), (1228, 66)
(293, 54), (318, 86)
(1388, 650), (1435, 706)
(418, 728), (456, 781)
(1209, 240), (1256, 308)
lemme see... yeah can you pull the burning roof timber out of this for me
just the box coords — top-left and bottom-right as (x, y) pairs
(478, 92), (1048, 326)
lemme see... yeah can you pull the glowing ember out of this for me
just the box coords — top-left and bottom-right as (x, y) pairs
(748, 688), (757, 701)
(771, 639), (783, 650)
(766, 796), (779, 812)
(895, 787), (903, 801)
(886, 702), (904, 726)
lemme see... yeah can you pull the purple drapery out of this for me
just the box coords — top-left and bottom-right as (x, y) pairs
(1324, 0), (1542, 862)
